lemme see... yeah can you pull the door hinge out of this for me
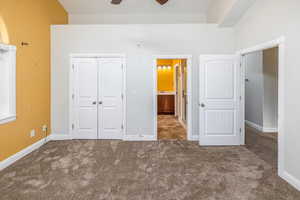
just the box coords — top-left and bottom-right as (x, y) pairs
(121, 93), (124, 100)
(121, 124), (124, 130)
(72, 124), (75, 130)
(240, 96), (242, 101)
(239, 128), (242, 133)
(72, 64), (75, 70)
(72, 93), (75, 100)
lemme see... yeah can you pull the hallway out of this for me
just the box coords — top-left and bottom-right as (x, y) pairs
(158, 115), (187, 140)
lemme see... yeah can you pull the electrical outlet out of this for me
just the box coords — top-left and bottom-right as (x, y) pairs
(42, 125), (47, 132)
(30, 129), (35, 138)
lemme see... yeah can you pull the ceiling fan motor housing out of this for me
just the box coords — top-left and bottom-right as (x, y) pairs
(111, 0), (122, 5)
(111, 0), (169, 5)
(156, 0), (169, 5)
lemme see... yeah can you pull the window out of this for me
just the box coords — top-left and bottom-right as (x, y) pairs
(0, 43), (16, 124)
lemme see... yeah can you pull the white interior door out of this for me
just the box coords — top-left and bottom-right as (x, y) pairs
(98, 58), (124, 139)
(199, 55), (240, 146)
(73, 58), (98, 139)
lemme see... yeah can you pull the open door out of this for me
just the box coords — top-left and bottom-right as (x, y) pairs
(199, 55), (241, 146)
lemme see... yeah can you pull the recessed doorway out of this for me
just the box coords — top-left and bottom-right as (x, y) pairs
(153, 55), (192, 141)
(239, 37), (285, 178)
(244, 47), (279, 167)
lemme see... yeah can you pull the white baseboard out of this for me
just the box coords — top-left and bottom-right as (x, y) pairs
(51, 133), (158, 141)
(245, 120), (263, 132)
(281, 171), (300, 191)
(49, 134), (72, 140)
(262, 127), (278, 133)
(245, 120), (277, 133)
(0, 136), (51, 171)
(123, 134), (156, 141)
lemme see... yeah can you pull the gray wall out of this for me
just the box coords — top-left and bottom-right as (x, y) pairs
(245, 48), (278, 131)
(51, 24), (235, 140)
(245, 51), (264, 127)
(235, 0), (300, 184)
(263, 47), (278, 130)
(207, 0), (236, 23)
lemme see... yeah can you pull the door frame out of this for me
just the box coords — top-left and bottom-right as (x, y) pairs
(237, 37), (285, 177)
(174, 63), (179, 117)
(69, 54), (126, 140)
(153, 55), (193, 141)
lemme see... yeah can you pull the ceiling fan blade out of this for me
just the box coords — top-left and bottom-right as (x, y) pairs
(111, 0), (122, 5)
(156, 0), (168, 5)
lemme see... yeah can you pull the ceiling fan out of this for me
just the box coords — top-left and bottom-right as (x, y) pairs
(111, 0), (169, 5)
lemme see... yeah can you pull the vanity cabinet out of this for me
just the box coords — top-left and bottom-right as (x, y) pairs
(157, 95), (175, 114)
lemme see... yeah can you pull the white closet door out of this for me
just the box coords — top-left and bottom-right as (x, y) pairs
(98, 58), (124, 139)
(73, 58), (98, 139)
(199, 55), (240, 146)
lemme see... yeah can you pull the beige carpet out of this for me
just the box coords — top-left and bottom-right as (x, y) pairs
(245, 125), (278, 167)
(1, 139), (300, 200)
(158, 115), (187, 140)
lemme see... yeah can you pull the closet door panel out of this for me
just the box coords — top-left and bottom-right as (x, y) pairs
(98, 58), (124, 139)
(73, 58), (98, 139)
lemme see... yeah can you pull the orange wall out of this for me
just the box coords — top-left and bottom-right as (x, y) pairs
(0, 0), (68, 161)
(157, 59), (174, 92)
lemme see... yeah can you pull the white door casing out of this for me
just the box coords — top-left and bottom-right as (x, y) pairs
(199, 55), (241, 146)
(181, 60), (188, 124)
(73, 58), (98, 139)
(98, 58), (124, 139)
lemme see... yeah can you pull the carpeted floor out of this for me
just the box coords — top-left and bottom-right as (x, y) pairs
(1, 139), (300, 199)
(245, 125), (278, 167)
(158, 115), (187, 140)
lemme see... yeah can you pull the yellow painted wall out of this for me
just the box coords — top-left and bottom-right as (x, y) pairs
(157, 59), (174, 92)
(0, 0), (68, 161)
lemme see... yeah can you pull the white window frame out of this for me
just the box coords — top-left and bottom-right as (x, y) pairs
(0, 43), (16, 124)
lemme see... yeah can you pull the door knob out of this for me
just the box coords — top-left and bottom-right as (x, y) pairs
(92, 101), (97, 105)
(99, 101), (103, 105)
(200, 103), (205, 108)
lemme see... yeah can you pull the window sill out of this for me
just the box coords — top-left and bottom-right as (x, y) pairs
(0, 114), (16, 125)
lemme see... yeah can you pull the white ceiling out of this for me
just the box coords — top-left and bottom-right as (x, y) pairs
(58, 0), (212, 15)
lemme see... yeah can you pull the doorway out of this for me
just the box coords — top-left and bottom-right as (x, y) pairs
(244, 47), (279, 167)
(153, 55), (192, 141)
(239, 37), (285, 177)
